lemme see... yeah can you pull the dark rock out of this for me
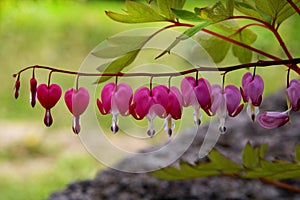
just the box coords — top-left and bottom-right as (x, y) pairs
(48, 90), (300, 200)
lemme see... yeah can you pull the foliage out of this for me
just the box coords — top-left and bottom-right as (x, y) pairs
(152, 143), (300, 180)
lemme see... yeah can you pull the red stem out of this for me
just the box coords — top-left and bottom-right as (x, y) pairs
(260, 178), (300, 193)
(287, 0), (300, 15)
(13, 58), (300, 79)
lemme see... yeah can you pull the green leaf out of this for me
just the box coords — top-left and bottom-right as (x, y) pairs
(152, 148), (243, 181)
(230, 27), (257, 63)
(242, 142), (259, 169)
(96, 50), (139, 83)
(194, 1), (229, 22)
(198, 35), (231, 63)
(105, 0), (167, 23)
(226, 0), (234, 16)
(92, 36), (148, 58)
(171, 8), (205, 22)
(234, 1), (265, 21)
(157, 0), (186, 20)
(295, 144), (300, 164)
(156, 22), (211, 59)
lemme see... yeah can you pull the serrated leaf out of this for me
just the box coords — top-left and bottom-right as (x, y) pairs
(242, 142), (259, 169)
(96, 50), (139, 83)
(171, 8), (205, 22)
(152, 148), (243, 181)
(194, 1), (229, 22)
(295, 144), (300, 164)
(156, 22), (211, 59)
(92, 36), (148, 58)
(157, 0), (186, 20)
(243, 160), (300, 179)
(105, 0), (167, 23)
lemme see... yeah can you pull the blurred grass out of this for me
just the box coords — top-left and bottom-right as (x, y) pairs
(0, 0), (299, 199)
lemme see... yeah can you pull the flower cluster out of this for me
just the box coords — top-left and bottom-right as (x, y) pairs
(14, 71), (300, 136)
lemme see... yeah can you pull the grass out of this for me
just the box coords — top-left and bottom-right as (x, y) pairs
(0, 0), (299, 199)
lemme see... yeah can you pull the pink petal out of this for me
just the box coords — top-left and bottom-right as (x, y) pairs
(287, 79), (300, 111)
(241, 72), (252, 102)
(64, 87), (90, 117)
(180, 76), (197, 107)
(167, 86), (183, 120)
(247, 75), (264, 106)
(225, 85), (242, 117)
(37, 84), (62, 109)
(194, 78), (212, 111)
(100, 82), (115, 113)
(210, 84), (222, 115)
(151, 85), (169, 117)
(133, 87), (152, 119)
(112, 83), (133, 116)
(257, 111), (289, 129)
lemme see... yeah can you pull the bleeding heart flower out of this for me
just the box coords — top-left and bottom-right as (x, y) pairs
(30, 77), (37, 107)
(14, 79), (20, 99)
(180, 76), (212, 126)
(163, 86), (183, 136)
(210, 84), (244, 133)
(287, 79), (300, 111)
(97, 82), (133, 133)
(257, 111), (290, 129)
(64, 87), (90, 134)
(240, 72), (264, 121)
(37, 84), (62, 127)
(131, 85), (169, 137)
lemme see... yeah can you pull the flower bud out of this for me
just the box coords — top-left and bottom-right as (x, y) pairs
(30, 78), (37, 107)
(14, 79), (20, 99)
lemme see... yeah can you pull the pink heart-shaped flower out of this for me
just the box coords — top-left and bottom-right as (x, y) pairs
(64, 87), (90, 117)
(37, 84), (62, 109)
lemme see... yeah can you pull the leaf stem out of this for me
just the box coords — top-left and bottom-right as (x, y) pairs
(287, 0), (300, 15)
(260, 178), (300, 193)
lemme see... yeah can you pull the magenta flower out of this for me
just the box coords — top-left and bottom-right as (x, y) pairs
(240, 72), (264, 121)
(210, 84), (244, 133)
(37, 84), (62, 127)
(180, 76), (212, 126)
(163, 86), (183, 136)
(287, 79), (300, 111)
(64, 87), (90, 134)
(30, 77), (37, 107)
(257, 111), (290, 129)
(131, 85), (169, 137)
(97, 82), (133, 133)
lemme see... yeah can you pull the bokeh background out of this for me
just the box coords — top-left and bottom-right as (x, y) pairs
(0, 0), (299, 199)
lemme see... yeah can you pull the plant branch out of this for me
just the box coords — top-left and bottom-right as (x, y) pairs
(287, 0), (300, 15)
(13, 58), (300, 80)
(260, 178), (300, 193)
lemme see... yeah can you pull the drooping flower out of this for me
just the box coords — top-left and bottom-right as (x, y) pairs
(97, 82), (133, 133)
(64, 87), (90, 134)
(37, 84), (62, 127)
(30, 77), (37, 107)
(287, 79), (300, 111)
(163, 86), (183, 136)
(210, 84), (244, 133)
(130, 85), (169, 137)
(180, 76), (212, 126)
(257, 111), (290, 129)
(240, 72), (264, 121)
(14, 78), (20, 99)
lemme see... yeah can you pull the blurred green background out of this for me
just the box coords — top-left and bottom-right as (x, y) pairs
(0, 0), (299, 199)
